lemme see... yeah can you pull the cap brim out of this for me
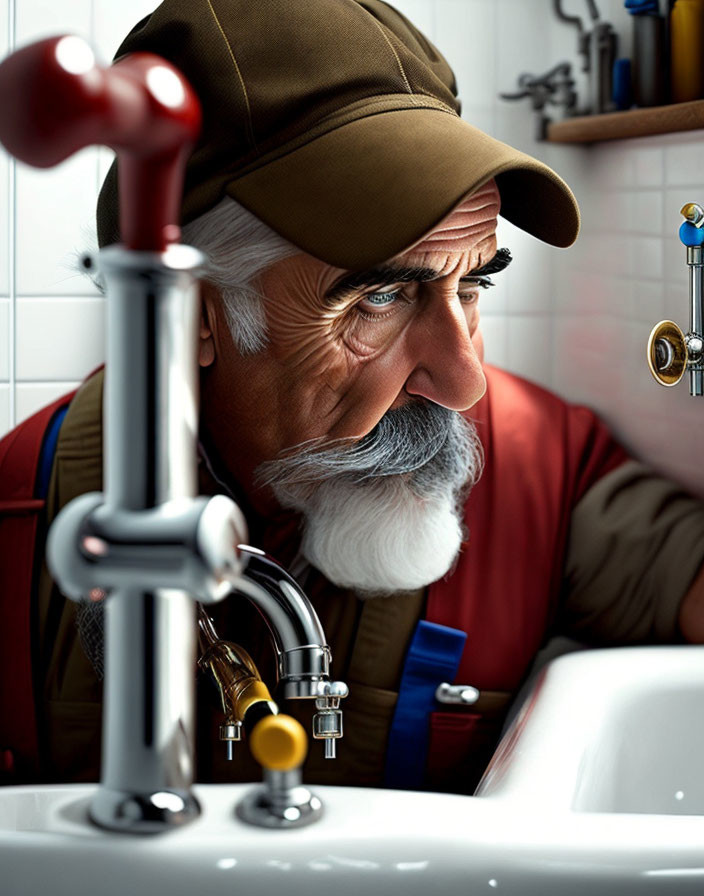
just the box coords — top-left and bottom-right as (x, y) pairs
(225, 107), (579, 271)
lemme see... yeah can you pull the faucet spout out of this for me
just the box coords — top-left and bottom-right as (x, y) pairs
(235, 547), (343, 697)
(237, 546), (327, 656)
(227, 547), (348, 753)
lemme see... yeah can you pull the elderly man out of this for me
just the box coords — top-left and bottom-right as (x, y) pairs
(4, 0), (704, 791)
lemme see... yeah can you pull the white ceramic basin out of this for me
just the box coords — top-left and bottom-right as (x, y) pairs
(3, 647), (704, 895)
(478, 646), (704, 816)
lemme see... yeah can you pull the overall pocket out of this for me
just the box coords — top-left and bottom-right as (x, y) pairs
(426, 710), (504, 794)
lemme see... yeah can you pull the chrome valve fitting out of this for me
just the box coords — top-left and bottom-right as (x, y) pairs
(648, 204), (704, 396)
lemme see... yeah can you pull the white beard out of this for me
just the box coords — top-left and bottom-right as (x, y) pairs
(293, 476), (467, 595)
(260, 404), (483, 596)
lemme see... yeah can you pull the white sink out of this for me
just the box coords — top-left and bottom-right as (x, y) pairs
(3, 647), (704, 895)
(478, 645), (704, 816)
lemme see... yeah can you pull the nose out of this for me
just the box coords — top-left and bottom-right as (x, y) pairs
(404, 297), (486, 411)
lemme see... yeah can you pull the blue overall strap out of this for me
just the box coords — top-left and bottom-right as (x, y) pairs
(383, 619), (466, 790)
(37, 404), (70, 499)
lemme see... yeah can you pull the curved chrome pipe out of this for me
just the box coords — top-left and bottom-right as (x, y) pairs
(238, 547), (326, 652)
(553, 0), (585, 35)
(228, 547), (347, 757)
(234, 546), (340, 701)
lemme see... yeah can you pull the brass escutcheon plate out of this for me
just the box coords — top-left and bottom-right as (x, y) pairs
(647, 320), (687, 386)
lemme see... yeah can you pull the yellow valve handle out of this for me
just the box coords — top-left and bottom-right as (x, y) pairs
(249, 713), (308, 772)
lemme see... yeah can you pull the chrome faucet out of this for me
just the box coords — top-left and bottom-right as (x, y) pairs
(235, 546), (348, 757)
(197, 553), (348, 764)
(47, 243), (249, 833)
(0, 33), (347, 834)
(48, 197), (347, 838)
(648, 203), (704, 396)
(196, 571), (349, 831)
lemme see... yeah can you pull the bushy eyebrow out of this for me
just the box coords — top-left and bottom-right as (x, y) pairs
(461, 247), (512, 280)
(324, 248), (512, 307)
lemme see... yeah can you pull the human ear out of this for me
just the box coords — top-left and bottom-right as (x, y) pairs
(199, 283), (218, 368)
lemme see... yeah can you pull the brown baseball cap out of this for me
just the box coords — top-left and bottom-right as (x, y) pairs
(96, 0), (579, 269)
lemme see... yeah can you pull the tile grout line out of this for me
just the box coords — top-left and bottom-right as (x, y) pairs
(491, 0), (497, 136)
(8, 0), (15, 427)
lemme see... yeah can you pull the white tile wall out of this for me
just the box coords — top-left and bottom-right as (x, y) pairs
(1, 0), (704, 503)
(505, 314), (553, 389)
(0, 151), (8, 298)
(1, 0), (157, 438)
(664, 138), (704, 186)
(93, 0), (159, 63)
(0, 0), (8, 60)
(436, 0), (495, 107)
(14, 0), (91, 45)
(390, 0), (436, 43)
(0, 383), (8, 436)
(497, 223), (553, 314)
(2, 0), (11, 429)
(554, 126), (704, 497)
(15, 151), (101, 297)
(15, 381), (80, 422)
(477, 313), (507, 369)
(16, 297), (105, 380)
(0, 300), (8, 379)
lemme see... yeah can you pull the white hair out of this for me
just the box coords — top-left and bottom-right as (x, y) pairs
(180, 198), (298, 354)
(83, 197), (297, 355)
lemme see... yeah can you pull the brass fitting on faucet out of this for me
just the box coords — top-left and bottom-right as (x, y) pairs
(197, 605), (307, 771)
(197, 605), (321, 829)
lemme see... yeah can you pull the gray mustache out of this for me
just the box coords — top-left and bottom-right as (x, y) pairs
(257, 401), (483, 497)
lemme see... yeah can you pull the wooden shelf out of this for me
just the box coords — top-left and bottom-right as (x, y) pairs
(546, 99), (704, 144)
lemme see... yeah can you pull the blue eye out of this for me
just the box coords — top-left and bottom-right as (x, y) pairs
(365, 289), (400, 307)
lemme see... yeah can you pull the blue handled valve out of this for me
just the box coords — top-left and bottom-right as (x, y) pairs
(679, 221), (704, 248)
(680, 203), (704, 248)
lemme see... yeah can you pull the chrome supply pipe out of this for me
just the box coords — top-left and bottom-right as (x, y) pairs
(95, 245), (202, 831)
(688, 245), (704, 396)
(0, 34), (222, 833)
(49, 245), (249, 833)
(648, 203), (704, 397)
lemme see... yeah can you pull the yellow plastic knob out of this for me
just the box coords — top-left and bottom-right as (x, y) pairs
(249, 713), (308, 772)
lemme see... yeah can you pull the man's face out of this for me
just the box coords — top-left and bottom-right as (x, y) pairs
(200, 179), (501, 512)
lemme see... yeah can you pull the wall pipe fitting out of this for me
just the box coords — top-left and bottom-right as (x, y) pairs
(552, 0), (616, 114)
(648, 203), (704, 396)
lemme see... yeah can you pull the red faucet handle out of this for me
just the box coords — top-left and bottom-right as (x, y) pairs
(0, 35), (201, 252)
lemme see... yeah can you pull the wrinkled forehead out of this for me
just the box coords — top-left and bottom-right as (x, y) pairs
(400, 178), (500, 259)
